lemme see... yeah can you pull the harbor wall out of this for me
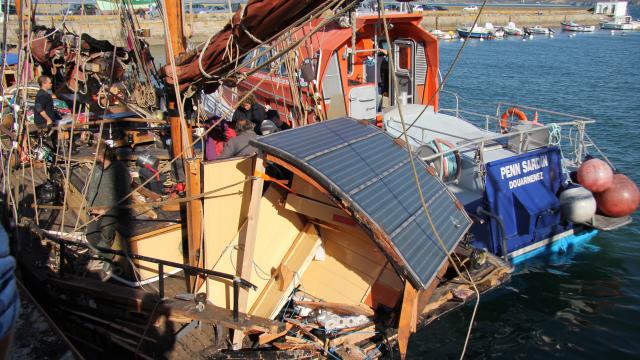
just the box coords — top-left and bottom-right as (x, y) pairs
(6, 8), (607, 47)
(5, 14), (233, 46)
(420, 7), (605, 31)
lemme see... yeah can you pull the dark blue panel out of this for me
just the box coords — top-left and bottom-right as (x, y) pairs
(254, 118), (471, 288)
(484, 147), (563, 255)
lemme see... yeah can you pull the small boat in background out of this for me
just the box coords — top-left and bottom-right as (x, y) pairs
(457, 23), (500, 39)
(430, 29), (457, 40)
(561, 21), (595, 32)
(600, 16), (636, 30)
(525, 25), (552, 35)
(503, 22), (523, 36)
(457, 25), (490, 39)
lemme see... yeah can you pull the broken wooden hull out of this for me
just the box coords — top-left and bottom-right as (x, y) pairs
(6, 118), (511, 358)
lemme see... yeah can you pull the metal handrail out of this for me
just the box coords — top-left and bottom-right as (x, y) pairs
(420, 120), (592, 162)
(495, 102), (596, 123)
(29, 221), (256, 322)
(440, 90), (460, 117)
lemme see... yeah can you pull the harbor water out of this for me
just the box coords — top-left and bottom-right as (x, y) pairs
(410, 7), (640, 360)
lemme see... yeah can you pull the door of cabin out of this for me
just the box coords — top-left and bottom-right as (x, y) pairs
(391, 39), (416, 105)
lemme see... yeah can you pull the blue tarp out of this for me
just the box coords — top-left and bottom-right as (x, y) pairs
(0, 225), (18, 339)
(0, 53), (19, 66)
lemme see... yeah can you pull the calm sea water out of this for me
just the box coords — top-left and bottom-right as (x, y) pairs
(410, 8), (640, 360)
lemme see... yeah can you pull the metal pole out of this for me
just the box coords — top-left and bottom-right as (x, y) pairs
(233, 277), (240, 322)
(158, 263), (164, 298)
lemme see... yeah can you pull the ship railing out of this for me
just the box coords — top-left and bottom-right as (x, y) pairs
(391, 118), (596, 172)
(421, 120), (595, 171)
(29, 221), (256, 322)
(440, 90), (460, 118)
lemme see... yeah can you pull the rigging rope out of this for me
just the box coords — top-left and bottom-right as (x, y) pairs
(378, 2), (481, 358)
(394, 0), (491, 140)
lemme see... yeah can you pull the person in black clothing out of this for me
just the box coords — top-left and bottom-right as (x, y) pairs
(265, 109), (291, 131)
(34, 75), (55, 127)
(34, 75), (59, 150)
(231, 94), (266, 134)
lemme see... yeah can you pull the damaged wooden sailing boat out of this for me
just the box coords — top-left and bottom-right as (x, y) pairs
(1, 0), (512, 358)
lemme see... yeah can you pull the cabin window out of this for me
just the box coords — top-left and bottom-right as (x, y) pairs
(346, 50), (354, 76)
(321, 52), (344, 101)
(241, 50), (256, 67)
(255, 47), (271, 73)
(396, 44), (412, 72)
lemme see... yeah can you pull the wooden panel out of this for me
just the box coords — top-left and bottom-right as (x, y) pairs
(202, 158), (304, 311)
(398, 281), (418, 360)
(361, 261), (404, 309)
(285, 193), (357, 230)
(129, 225), (183, 280)
(202, 157), (254, 307)
(233, 156), (266, 348)
(250, 224), (321, 318)
(245, 186), (305, 308)
(299, 227), (387, 305)
(290, 175), (334, 205)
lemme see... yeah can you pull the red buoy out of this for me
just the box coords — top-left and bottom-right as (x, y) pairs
(577, 159), (613, 193)
(595, 174), (640, 218)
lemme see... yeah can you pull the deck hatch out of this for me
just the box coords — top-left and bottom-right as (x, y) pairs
(253, 118), (472, 289)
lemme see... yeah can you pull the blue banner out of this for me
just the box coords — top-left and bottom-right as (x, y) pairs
(484, 147), (564, 254)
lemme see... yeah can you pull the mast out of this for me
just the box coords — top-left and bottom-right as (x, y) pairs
(164, 0), (203, 286)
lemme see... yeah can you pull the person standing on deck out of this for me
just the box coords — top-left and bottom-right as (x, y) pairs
(204, 117), (236, 161)
(85, 142), (131, 281)
(232, 94), (266, 134)
(34, 75), (58, 151)
(219, 115), (259, 159)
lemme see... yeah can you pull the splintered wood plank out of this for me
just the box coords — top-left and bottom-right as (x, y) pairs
(165, 298), (284, 334)
(397, 281), (418, 360)
(330, 324), (376, 347)
(185, 158), (203, 289)
(49, 275), (283, 334)
(258, 323), (293, 345)
(232, 155), (265, 348)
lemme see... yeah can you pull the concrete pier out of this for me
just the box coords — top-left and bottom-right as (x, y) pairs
(420, 6), (604, 31)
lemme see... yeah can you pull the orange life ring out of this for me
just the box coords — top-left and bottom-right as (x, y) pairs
(500, 107), (528, 133)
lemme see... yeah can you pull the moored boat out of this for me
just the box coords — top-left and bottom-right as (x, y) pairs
(430, 29), (456, 40)
(601, 16), (635, 30)
(503, 22), (523, 36)
(457, 24), (491, 39)
(525, 25), (552, 35)
(561, 21), (596, 32)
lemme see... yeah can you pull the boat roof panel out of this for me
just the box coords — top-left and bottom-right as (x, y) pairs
(253, 118), (472, 289)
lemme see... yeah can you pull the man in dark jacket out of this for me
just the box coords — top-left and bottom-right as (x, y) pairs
(34, 75), (59, 150)
(85, 142), (131, 281)
(219, 115), (259, 159)
(232, 95), (266, 134)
